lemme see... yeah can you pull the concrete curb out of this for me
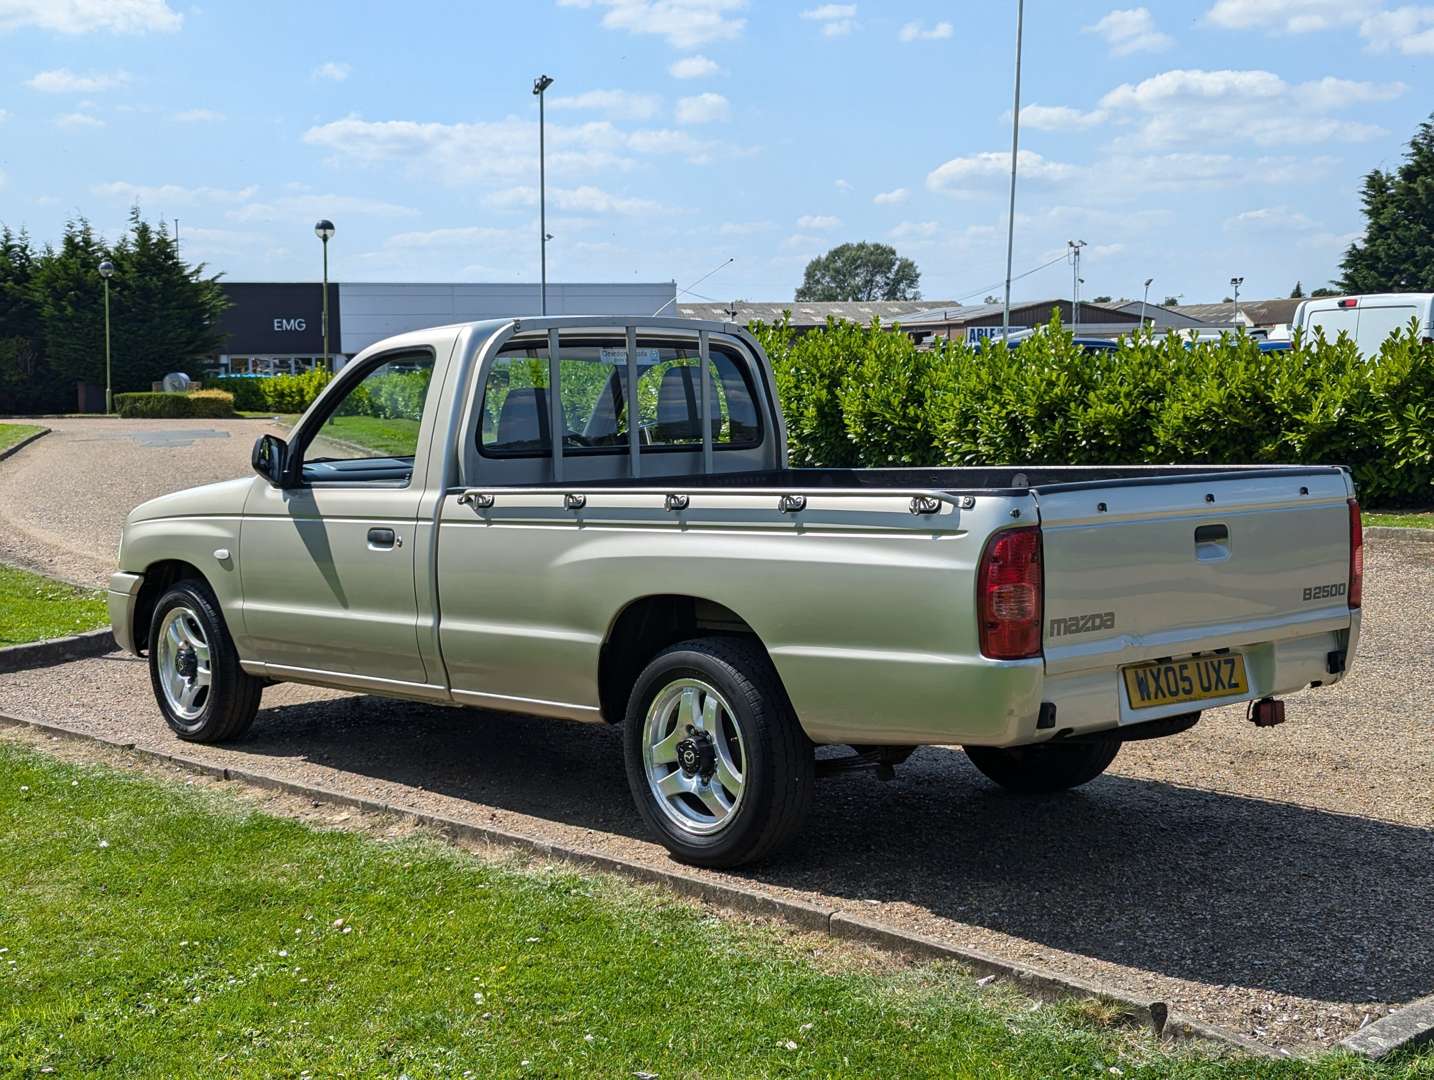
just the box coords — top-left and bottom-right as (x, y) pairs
(0, 627), (116, 674)
(0, 710), (1299, 1060)
(0, 426), (50, 463)
(1340, 994), (1434, 1060)
(1365, 526), (1434, 544)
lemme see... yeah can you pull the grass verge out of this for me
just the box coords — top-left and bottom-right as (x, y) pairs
(0, 563), (108, 646)
(1366, 510), (1434, 529)
(0, 423), (44, 454)
(1, 740), (1429, 1078)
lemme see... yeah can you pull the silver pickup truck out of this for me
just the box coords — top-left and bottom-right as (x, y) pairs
(109, 316), (1364, 866)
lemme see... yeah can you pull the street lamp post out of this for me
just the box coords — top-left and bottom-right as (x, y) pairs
(533, 74), (554, 316)
(1230, 276), (1244, 331)
(98, 259), (115, 414)
(314, 220), (335, 369)
(1001, 0), (1024, 342)
(1068, 240), (1086, 332)
(1140, 276), (1154, 330)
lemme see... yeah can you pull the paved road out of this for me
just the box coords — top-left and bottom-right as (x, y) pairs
(1, 530), (1429, 1050)
(0, 417), (280, 587)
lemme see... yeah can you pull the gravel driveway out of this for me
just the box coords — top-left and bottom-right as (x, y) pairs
(0, 525), (1428, 1052)
(0, 417), (280, 587)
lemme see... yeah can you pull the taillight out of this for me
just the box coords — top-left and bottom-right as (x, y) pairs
(978, 526), (1043, 659)
(1348, 499), (1363, 609)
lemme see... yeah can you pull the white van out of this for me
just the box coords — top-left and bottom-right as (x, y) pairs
(1292, 293), (1434, 356)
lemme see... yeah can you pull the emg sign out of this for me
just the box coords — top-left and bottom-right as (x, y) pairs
(273, 317), (307, 332)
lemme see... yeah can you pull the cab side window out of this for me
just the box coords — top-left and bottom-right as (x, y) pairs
(302, 351), (436, 483)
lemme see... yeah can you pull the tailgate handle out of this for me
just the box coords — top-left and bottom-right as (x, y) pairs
(1194, 524), (1229, 543)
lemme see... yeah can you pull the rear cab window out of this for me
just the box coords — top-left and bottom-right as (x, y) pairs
(479, 338), (761, 458)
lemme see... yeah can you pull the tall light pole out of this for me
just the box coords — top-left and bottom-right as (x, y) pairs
(98, 259), (115, 414)
(1140, 276), (1154, 330)
(1001, 0), (1025, 342)
(1068, 240), (1086, 332)
(314, 220), (335, 370)
(533, 74), (554, 316)
(1230, 276), (1244, 330)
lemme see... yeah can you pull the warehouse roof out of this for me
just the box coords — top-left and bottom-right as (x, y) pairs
(674, 300), (952, 326)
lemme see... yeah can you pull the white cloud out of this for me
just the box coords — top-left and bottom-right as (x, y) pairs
(93, 181), (258, 204)
(0, 0), (181, 34)
(484, 184), (664, 215)
(1018, 104), (1107, 130)
(557, 0), (746, 48)
(889, 220), (940, 240)
(1083, 8), (1172, 54)
(834, 178), (851, 191)
(873, 187), (908, 204)
(0, 110), (8, 124)
(303, 114), (741, 180)
(782, 233), (821, 249)
(548, 89), (662, 121)
(313, 61), (351, 82)
(227, 194), (419, 223)
(381, 225), (526, 251)
(675, 92), (729, 124)
(27, 67), (129, 92)
(801, 3), (857, 35)
(796, 214), (840, 229)
(1205, 0), (1378, 32)
(927, 150), (1076, 196)
(1095, 151), (1339, 192)
(1360, 6), (1434, 53)
(1098, 68), (1403, 147)
(172, 108), (223, 123)
(55, 111), (104, 128)
(669, 54), (721, 78)
(718, 220), (773, 234)
(1225, 206), (1319, 230)
(898, 19), (953, 41)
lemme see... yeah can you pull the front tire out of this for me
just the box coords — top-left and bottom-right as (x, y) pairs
(147, 580), (262, 743)
(963, 736), (1120, 794)
(623, 637), (814, 868)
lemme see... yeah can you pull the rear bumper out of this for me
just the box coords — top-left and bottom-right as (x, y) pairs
(1036, 617), (1359, 742)
(107, 571), (144, 655)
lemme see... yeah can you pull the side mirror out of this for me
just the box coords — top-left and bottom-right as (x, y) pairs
(251, 434), (289, 487)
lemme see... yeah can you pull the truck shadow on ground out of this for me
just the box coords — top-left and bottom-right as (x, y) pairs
(239, 691), (1430, 1007)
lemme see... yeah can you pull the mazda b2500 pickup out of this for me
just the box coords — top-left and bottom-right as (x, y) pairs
(109, 316), (1363, 866)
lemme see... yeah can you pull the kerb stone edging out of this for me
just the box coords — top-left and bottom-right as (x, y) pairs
(1341, 994), (1434, 1059)
(0, 627), (117, 674)
(1365, 526), (1434, 544)
(0, 426), (49, 463)
(0, 710), (1308, 1061)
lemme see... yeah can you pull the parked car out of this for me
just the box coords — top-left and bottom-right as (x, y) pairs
(109, 316), (1364, 866)
(1292, 293), (1434, 356)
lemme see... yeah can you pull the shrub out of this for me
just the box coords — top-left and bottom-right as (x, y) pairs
(212, 368), (332, 415)
(114, 390), (236, 419)
(747, 314), (1434, 507)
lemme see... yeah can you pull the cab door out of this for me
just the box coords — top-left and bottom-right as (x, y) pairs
(239, 349), (439, 689)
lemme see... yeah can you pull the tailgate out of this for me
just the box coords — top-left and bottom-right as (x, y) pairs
(1036, 468), (1354, 676)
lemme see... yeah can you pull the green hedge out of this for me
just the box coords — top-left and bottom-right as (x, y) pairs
(750, 315), (1434, 507)
(114, 389), (236, 419)
(213, 368), (332, 414)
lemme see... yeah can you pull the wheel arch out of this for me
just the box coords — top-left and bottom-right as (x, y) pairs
(597, 593), (788, 725)
(133, 559), (209, 654)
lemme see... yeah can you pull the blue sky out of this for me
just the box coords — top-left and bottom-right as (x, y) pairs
(1, 0), (1431, 305)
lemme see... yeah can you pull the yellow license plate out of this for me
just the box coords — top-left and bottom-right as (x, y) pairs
(1122, 655), (1249, 710)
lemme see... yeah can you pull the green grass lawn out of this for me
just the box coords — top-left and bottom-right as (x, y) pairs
(1, 742), (1428, 1079)
(1366, 510), (1434, 529)
(0, 563), (108, 646)
(0, 423), (45, 454)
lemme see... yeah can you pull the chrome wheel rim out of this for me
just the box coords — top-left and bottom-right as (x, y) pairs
(156, 606), (212, 722)
(642, 678), (747, 837)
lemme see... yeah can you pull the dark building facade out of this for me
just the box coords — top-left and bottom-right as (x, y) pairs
(215, 282), (341, 374)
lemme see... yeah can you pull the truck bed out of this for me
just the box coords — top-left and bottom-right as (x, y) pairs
(530, 463), (1346, 496)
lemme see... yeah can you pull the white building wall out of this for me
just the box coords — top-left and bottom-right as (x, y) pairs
(338, 281), (677, 355)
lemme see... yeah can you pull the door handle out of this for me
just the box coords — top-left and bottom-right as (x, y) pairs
(367, 527), (399, 549)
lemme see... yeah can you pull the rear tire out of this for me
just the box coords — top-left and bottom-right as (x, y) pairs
(963, 736), (1120, 794)
(623, 637), (814, 868)
(147, 580), (262, 744)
